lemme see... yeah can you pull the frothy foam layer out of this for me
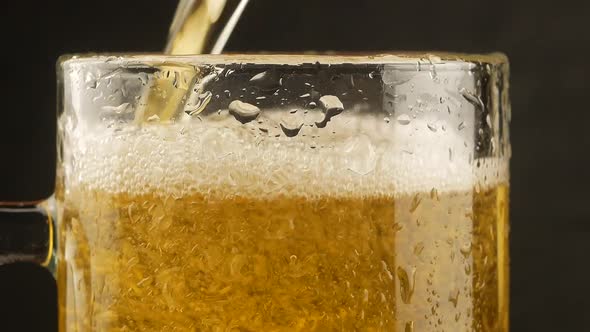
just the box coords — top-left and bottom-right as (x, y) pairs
(63, 115), (508, 197)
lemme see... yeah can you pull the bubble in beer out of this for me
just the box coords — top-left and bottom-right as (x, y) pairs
(228, 100), (261, 123)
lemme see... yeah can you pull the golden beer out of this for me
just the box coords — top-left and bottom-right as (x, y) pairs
(57, 119), (509, 331)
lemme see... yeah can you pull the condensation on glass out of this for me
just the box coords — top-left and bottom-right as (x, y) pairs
(57, 53), (510, 332)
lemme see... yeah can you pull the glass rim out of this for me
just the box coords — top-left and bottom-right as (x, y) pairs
(58, 51), (508, 71)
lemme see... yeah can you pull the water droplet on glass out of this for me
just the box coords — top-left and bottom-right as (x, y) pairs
(308, 101), (317, 109)
(147, 114), (160, 122)
(316, 95), (344, 128)
(377, 260), (393, 281)
(460, 88), (484, 111)
(486, 114), (492, 127)
(343, 135), (377, 175)
(405, 321), (414, 332)
(448, 288), (460, 307)
(369, 70), (380, 79)
(224, 89), (231, 98)
(223, 68), (235, 77)
(85, 72), (96, 86)
(171, 71), (181, 88)
(92, 91), (104, 103)
(460, 243), (472, 257)
(289, 109), (298, 114)
(429, 64), (438, 80)
(427, 122), (438, 132)
(458, 121), (466, 130)
(384, 117), (391, 123)
(102, 103), (131, 114)
(409, 194), (422, 213)
(186, 91), (212, 116)
(428, 55), (442, 63)
(299, 93), (311, 98)
(249, 72), (266, 82)
(280, 120), (304, 137)
(464, 263), (472, 275)
(249, 70), (282, 91)
(349, 75), (356, 87)
(414, 242), (425, 256)
(397, 266), (416, 304)
(85, 78), (97, 89)
(430, 188), (440, 201)
(228, 100), (261, 123)
(397, 114), (411, 125)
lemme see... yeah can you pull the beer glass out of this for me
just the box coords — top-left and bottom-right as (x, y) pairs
(2, 53), (511, 331)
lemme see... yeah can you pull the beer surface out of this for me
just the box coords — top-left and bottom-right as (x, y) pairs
(58, 121), (509, 331)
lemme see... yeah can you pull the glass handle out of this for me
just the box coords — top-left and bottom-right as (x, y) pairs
(0, 196), (56, 276)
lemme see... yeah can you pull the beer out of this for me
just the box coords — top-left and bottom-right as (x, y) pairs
(57, 117), (509, 331)
(166, 0), (251, 55)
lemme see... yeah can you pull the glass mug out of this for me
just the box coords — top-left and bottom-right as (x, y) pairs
(0, 53), (510, 331)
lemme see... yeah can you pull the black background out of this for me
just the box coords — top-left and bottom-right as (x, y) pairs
(1, 0), (590, 331)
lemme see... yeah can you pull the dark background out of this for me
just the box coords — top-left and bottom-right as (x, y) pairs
(1, 0), (589, 330)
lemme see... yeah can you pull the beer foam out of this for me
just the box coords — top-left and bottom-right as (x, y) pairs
(62, 114), (508, 198)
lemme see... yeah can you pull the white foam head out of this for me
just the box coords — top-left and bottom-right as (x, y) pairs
(62, 113), (507, 198)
